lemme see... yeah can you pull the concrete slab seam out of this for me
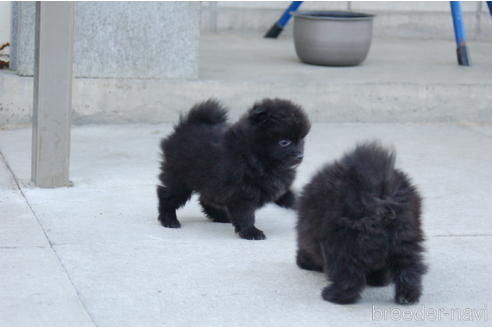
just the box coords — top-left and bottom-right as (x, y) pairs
(0, 150), (97, 326)
(458, 124), (492, 140)
(0, 245), (47, 249)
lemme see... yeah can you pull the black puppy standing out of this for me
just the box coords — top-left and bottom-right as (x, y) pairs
(296, 142), (427, 304)
(157, 98), (310, 240)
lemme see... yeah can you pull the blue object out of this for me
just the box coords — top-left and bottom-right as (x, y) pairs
(450, 1), (470, 66)
(264, 1), (303, 38)
(278, 1), (303, 28)
(487, 1), (492, 16)
(450, 2), (466, 45)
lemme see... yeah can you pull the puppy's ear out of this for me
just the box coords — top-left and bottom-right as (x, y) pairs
(249, 106), (269, 125)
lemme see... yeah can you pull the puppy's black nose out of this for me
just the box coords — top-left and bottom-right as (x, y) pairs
(297, 154), (304, 160)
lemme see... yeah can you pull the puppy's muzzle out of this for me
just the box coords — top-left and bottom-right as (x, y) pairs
(289, 153), (304, 169)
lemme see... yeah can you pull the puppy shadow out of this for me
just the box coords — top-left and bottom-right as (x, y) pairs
(169, 215), (240, 240)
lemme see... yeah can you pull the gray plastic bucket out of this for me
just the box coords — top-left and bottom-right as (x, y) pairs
(293, 11), (375, 66)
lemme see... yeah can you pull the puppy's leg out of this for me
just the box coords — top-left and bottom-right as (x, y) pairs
(156, 182), (192, 228)
(274, 190), (297, 209)
(320, 242), (366, 304)
(227, 202), (265, 240)
(322, 268), (366, 304)
(366, 267), (391, 287)
(199, 199), (230, 223)
(389, 253), (427, 305)
(296, 248), (323, 272)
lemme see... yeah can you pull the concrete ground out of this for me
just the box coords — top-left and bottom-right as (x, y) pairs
(1, 35), (492, 127)
(1, 122), (491, 326)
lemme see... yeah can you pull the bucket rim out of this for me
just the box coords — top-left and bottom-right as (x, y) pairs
(293, 10), (375, 21)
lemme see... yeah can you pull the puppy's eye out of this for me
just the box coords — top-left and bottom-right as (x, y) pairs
(278, 139), (292, 147)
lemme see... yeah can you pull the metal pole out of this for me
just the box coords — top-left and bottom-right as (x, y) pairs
(450, 1), (471, 66)
(32, 2), (74, 187)
(264, 1), (303, 38)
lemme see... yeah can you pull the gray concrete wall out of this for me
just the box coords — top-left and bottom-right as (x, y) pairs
(0, 2), (10, 46)
(201, 1), (492, 41)
(10, 2), (200, 78)
(10, 2), (35, 72)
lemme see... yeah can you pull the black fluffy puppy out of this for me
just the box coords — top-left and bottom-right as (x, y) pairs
(157, 98), (310, 240)
(296, 141), (427, 304)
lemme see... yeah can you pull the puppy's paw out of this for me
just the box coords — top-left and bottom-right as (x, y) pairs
(238, 227), (266, 240)
(321, 285), (359, 304)
(158, 215), (181, 229)
(274, 191), (297, 209)
(395, 289), (421, 305)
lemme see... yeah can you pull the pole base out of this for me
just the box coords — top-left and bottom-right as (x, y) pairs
(264, 23), (283, 38)
(457, 45), (471, 66)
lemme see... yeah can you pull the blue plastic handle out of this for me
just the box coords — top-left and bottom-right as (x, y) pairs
(277, 1), (303, 28)
(450, 1), (466, 46)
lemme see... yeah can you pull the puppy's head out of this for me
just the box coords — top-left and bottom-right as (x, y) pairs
(246, 98), (311, 169)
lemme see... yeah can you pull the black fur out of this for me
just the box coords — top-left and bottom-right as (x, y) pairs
(296, 141), (427, 304)
(158, 98), (310, 240)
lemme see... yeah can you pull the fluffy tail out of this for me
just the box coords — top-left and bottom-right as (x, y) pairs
(180, 99), (228, 126)
(341, 141), (396, 190)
